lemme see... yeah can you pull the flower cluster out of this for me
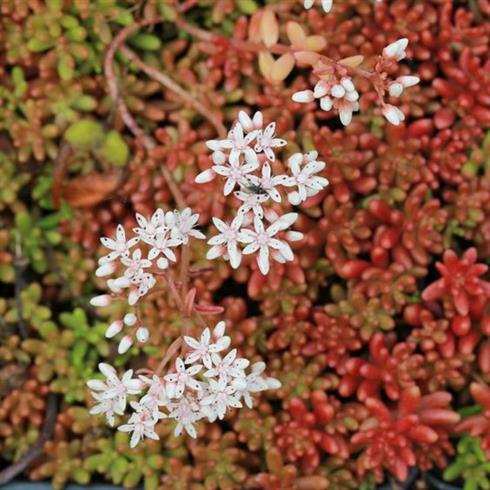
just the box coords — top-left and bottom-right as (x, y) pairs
(88, 322), (281, 446)
(292, 38), (420, 126)
(196, 111), (329, 274)
(90, 208), (204, 351)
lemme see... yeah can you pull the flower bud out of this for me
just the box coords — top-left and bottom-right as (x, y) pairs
(382, 104), (405, 126)
(118, 335), (133, 354)
(292, 90), (315, 103)
(330, 84), (345, 98)
(90, 294), (112, 307)
(106, 320), (123, 338)
(136, 327), (150, 343)
(383, 38), (408, 61)
(124, 313), (137, 326)
(95, 262), (116, 277)
(389, 82), (403, 97)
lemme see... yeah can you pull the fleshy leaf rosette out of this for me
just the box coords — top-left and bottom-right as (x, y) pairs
(422, 248), (490, 316)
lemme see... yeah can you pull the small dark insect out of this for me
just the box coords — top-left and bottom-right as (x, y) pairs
(241, 178), (268, 195)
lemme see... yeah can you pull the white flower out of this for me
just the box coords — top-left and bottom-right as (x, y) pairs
(87, 363), (142, 424)
(99, 225), (140, 264)
(88, 392), (121, 427)
(303, 0), (333, 12)
(246, 162), (289, 203)
(284, 151), (329, 204)
(204, 349), (249, 382)
(254, 122), (287, 161)
(207, 215), (244, 269)
(207, 123), (258, 166)
(212, 155), (259, 196)
(200, 377), (242, 420)
(383, 38), (408, 61)
(382, 104), (405, 125)
(166, 208), (205, 244)
(234, 190), (269, 219)
(164, 358), (202, 398)
(237, 362), (281, 409)
(238, 214), (297, 275)
(147, 232), (180, 263)
(139, 375), (170, 418)
(168, 396), (203, 438)
(128, 272), (156, 305)
(121, 248), (152, 280)
(133, 209), (166, 243)
(118, 401), (164, 447)
(184, 324), (231, 368)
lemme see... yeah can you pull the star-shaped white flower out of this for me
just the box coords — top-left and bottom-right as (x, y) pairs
(237, 362), (282, 409)
(213, 157), (259, 196)
(118, 401), (165, 447)
(168, 396), (203, 438)
(166, 208), (205, 245)
(121, 248), (152, 280)
(254, 122), (287, 161)
(204, 348), (249, 382)
(238, 214), (297, 275)
(284, 151), (329, 205)
(147, 231), (180, 263)
(206, 215), (244, 269)
(246, 161), (289, 202)
(99, 225), (140, 264)
(207, 122), (258, 166)
(87, 363), (142, 424)
(184, 322), (231, 368)
(133, 209), (166, 243)
(164, 358), (202, 398)
(200, 377), (242, 420)
(234, 191), (269, 219)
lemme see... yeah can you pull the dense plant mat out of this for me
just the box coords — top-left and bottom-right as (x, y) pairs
(0, 0), (490, 489)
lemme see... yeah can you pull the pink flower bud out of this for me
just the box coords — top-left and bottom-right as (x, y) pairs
(95, 262), (116, 277)
(118, 335), (133, 354)
(90, 294), (112, 307)
(292, 90), (315, 103)
(105, 320), (123, 338)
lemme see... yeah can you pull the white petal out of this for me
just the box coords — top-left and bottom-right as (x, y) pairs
(258, 246), (270, 275)
(195, 168), (215, 184)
